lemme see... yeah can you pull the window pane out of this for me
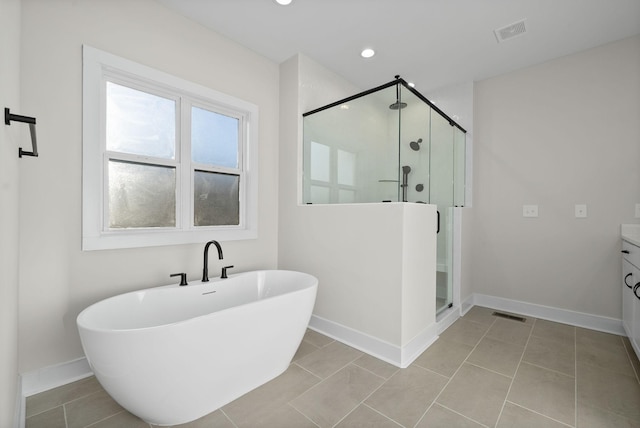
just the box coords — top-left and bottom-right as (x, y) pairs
(108, 160), (176, 228)
(194, 171), (239, 226)
(310, 142), (330, 182)
(106, 82), (176, 159)
(192, 107), (239, 168)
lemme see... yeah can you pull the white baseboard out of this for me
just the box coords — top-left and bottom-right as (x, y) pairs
(21, 357), (93, 398)
(463, 293), (624, 335)
(308, 315), (440, 368)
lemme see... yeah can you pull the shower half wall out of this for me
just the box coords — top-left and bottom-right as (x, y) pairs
(278, 55), (465, 367)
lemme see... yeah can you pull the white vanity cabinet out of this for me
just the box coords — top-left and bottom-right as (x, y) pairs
(622, 236), (640, 359)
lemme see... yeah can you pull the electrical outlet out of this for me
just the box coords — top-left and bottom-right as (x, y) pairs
(523, 205), (538, 218)
(575, 204), (587, 218)
(636, 203), (640, 218)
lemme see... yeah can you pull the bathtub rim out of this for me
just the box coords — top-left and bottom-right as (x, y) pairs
(76, 269), (318, 334)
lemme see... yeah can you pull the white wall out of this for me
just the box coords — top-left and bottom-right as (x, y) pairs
(469, 35), (640, 319)
(18, 0), (280, 373)
(0, 0), (21, 422)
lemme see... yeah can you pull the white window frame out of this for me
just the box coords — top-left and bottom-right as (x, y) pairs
(82, 45), (258, 250)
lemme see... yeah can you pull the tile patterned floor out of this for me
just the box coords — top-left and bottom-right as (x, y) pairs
(25, 306), (640, 428)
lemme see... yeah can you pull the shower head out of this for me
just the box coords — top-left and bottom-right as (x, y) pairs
(389, 101), (407, 110)
(390, 79), (407, 110)
(402, 165), (411, 174)
(409, 138), (423, 151)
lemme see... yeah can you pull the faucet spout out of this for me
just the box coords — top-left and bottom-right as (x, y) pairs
(202, 240), (223, 282)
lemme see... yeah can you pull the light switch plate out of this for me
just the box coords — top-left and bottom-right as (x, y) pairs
(575, 204), (587, 218)
(523, 205), (538, 218)
(635, 203), (640, 218)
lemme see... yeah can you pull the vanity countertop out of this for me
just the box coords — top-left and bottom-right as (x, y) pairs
(622, 224), (640, 247)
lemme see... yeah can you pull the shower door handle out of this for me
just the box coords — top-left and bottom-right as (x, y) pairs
(437, 210), (440, 234)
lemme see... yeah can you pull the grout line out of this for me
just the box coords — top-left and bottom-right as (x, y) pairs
(63, 404), (68, 428)
(432, 403), (491, 428)
(494, 316), (536, 427)
(219, 408), (239, 428)
(413, 315), (497, 427)
(506, 400), (574, 427)
(329, 365), (395, 427)
(286, 403), (320, 428)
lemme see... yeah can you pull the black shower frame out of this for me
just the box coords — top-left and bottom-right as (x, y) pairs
(301, 76), (467, 134)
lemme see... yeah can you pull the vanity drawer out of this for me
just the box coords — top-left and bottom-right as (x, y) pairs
(623, 240), (640, 269)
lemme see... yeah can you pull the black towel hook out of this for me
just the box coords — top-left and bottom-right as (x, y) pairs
(4, 108), (38, 158)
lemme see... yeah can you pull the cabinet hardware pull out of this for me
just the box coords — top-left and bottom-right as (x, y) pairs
(622, 250), (630, 254)
(625, 273), (633, 289)
(634, 283), (640, 300)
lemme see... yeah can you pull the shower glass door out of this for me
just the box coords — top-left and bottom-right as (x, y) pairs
(429, 110), (455, 314)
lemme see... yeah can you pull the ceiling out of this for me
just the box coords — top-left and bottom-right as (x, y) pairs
(157, 0), (640, 93)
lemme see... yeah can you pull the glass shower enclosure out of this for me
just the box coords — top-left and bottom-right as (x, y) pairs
(302, 77), (466, 315)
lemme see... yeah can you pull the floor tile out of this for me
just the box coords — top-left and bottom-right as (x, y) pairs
(577, 335), (636, 377)
(531, 319), (575, 343)
(25, 406), (66, 428)
(290, 364), (385, 428)
(26, 376), (102, 417)
(508, 362), (575, 426)
(416, 404), (484, 427)
(295, 341), (363, 379)
(222, 363), (320, 427)
(622, 337), (640, 383)
(335, 404), (402, 428)
(439, 318), (489, 347)
(486, 317), (532, 346)
(522, 334), (575, 376)
(302, 329), (335, 348)
(496, 402), (568, 428)
(436, 363), (511, 427)
(352, 354), (399, 379)
(412, 337), (473, 378)
(577, 402), (640, 428)
(293, 339), (320, 361)
(64, 389), (125, 428)
(233, 403), (317, 428)
(152, 409), (234, 428)
(462, 306), (497, 326)
(365, 365), (448, 428)
(92, 410), (150, 427)
(577, 361), (640, 422)
(467, 336), (524, 377)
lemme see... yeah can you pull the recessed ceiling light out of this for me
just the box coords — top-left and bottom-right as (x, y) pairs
(275, 0), (292, 5)
(360, 48), (375, 58)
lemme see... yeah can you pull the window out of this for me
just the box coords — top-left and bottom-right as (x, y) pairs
(82, 46), (258, 250)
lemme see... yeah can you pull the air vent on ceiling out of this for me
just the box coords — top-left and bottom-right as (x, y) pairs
(494, 19), (527, 43)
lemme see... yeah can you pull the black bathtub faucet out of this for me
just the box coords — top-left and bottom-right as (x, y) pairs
(202, 240), (223, 282)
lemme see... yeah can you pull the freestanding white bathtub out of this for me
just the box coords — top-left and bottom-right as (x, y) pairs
(77, 270), (318, 426)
